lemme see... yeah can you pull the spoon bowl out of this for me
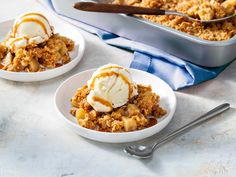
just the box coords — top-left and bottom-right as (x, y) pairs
(124, 145), (153, 159)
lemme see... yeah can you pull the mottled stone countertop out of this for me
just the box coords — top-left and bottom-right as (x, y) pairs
(0, 1), (236, 177)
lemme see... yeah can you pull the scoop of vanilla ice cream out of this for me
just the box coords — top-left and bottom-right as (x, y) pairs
(87, 64), (138, 112)
(6, 12), (53, 52)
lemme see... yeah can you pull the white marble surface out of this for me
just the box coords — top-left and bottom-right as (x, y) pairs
(1, 1), (236, 177)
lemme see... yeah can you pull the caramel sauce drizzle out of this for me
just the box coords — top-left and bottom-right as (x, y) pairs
(55, 63), (63, 68)
(90, 71), (132, 99)
(101, 65), (123, 71)
(12, 44), (15, 52)
(10, 36), (29, 52)
(13, 18), (48, 37)
(9, 36), (28, 45)
(21, 12), (49, 23)
(147, 118), (157, 127)
(119, 73), (132, 99)
(101, 65), (130, 73)
(0, 64), (4, 69)
(92, 96), (112, 108)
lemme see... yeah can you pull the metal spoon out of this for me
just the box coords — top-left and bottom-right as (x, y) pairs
(74, 2), (236, 23)
(124, 103), (230, 159)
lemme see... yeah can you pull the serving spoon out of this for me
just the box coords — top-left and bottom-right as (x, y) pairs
(124, 103), (230, 159)
(74, 2), (236, 23)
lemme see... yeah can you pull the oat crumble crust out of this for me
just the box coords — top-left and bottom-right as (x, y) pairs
(0, 34), (75, 72)
(114, 0), (236, 41)
(70, 85), (167, 132)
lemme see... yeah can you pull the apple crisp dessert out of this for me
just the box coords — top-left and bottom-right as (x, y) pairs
(70, 84), (166, 132)
(114, 0), (236, 41)
(0, 34), (74, 72)
(0, 12), (75, 72)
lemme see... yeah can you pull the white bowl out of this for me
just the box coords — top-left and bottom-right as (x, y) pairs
(0, 19), (85, 82)
(54, 69), (176, 143)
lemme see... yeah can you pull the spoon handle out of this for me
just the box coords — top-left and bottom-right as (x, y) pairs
(153, 103), (230, 149)
(74, 2), (166, 15)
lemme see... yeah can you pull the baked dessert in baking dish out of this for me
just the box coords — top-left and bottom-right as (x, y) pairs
(114, 0), (236, 41)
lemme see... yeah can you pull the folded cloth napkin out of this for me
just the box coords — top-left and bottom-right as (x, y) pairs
(38, 0), (229, 90)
